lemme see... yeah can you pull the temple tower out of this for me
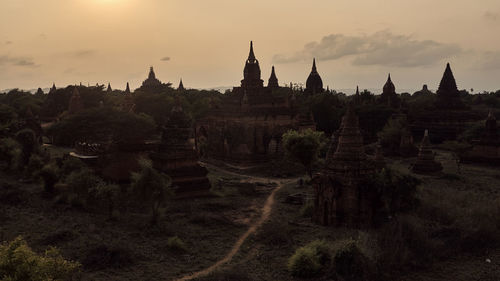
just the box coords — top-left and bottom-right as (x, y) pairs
(380, 74), (399, 108)
(411, 130), (443, 174)
(178, 79), (185, 91)
(435, 63), (465, 109)
(305, 58), (324, 94)
(68, 87), (84, 114)
(268, 66), (279, 88)
(49, 83), (56, 94)
(241, 41), (264, 89)
(122, 83), (135, 113)
(151, 97), (211, 197)
(313, 104), (376, 227)
(107, 83), (112, 93)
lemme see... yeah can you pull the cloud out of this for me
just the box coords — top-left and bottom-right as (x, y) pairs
(160, 56), (170, 61)
(0, 55), (37, 67)
(72, 49), (97, 57)
(474, 51), (500, 70)
(5, 41), (12, 45)
(273, 31), (462, 67)
(484, 11), (499, 21)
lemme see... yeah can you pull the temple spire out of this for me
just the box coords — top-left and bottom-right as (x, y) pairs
(268, 66), (279, 88)
(248, 41), (256, 62)
(107, 83), (112, 93)
(50, 83), (56, 93)
(312, 58), (317, 72)
(148, 66), (156, 80)
(125, 82), (131, 94)
(438, 63), (458, 92)
(178, 79), (185, 91)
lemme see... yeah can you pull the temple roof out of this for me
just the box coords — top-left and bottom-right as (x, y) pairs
(268, 66), (279, 88)
(107, 83), (112, 93)
(438, 63), (458, 93)
(242, 41), (263, 89)
(125, 82), (131, 94)
(178, 79), (185, 90)
(305, 58), (324, 94)
(383, 73), (396, 94)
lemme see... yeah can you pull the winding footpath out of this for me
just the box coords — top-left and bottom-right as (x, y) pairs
(174, 163), (296, 281)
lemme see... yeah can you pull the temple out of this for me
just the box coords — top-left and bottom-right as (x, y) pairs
(435, 63), (466, 109)
(151, 98), (211, 197)
(121, 83), (135, 113)
(137, 66), (169, 93)
(380, 74), (400, 108)
(107, 83), (112, 93)
(268, 66), (279, 88)
(313, 104), (377, 227)
(195, 42), (315, 165)
(305, 58), (324, 94)
(411, 130), (443, 174)
(460, 111), (500, 165)
(178, 79), (185, 91)
(68, 87), (84, 115)
(411, 63), (480, 143)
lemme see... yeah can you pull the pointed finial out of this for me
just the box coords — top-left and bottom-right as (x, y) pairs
(388, 73), (392, 82)
(125, 82), (131, 93)
(178, 78), (185, 90)
(356, 86), (360, 95)
(312, 58), (317, 72)
(248, 41), (256, 62)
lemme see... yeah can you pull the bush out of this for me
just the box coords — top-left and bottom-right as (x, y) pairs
(300, 200), (315, 218)
(0, 138), (22, 170)
(90, 183), (120, 218)
(25, 154), (44, 178)
(60, 157), (86, 177)
(331, 240), (375, 281)
(166, 236), (187, 253)
(39, 164), (60, 193)
(65, 168), (103, 202)
(288, 240), (330, 278)
(0, 236), (80, 281)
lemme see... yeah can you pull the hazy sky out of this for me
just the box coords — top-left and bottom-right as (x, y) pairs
(1, 0), (500, 93)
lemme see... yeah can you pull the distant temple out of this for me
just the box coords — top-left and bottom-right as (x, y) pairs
(411, 130), (443, 174)
(380, 74), (400, 108)
(195, 41), (315, 165)
(461, 111), (500, 165)
(178, 79), (185, 91)
(107, 83), (112, 93)
(151, 98), (211, 197)
(121, 83), (135, 113)
(313, 104), (377, 227)
(305, 58), (324, 94)
(137, 67), (170, 93)
(68, 87), (84, 115)
(410, 63), (480, 143)
(435, 63), (466, 109)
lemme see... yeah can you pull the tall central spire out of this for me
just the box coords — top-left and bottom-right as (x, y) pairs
(148, 66), (156, 80)
(248, 41), (256, 63)
(312, 58), (317, 72)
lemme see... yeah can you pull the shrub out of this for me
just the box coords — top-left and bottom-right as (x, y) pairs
(331, 240), (375, 281)
(90, 183), (120, 219)
(39, 164), (60, 193)
(65, 168), (103, 202)
(300, 200), (314, 218)
(0, 236), (80, 281)
(0, 138), (22, 170)
(166, 236), (187, 253)
(131, 158), (173, 225)
(60, 157), (85, 177)
(25, 154), (44, 178)
(288, 240), (330, 278)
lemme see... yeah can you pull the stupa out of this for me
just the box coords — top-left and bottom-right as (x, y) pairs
(411, 130), (443, 174)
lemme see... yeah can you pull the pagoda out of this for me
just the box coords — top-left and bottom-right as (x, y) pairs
(178, 79), (185, 91)
(411, 63), (480, 143)
(68, 87), (84, 115)
(121, 83), (135, 113)
(106, 83), (112, 93)
(305, 58), (324, 94)
(460, 111), (500, 165)
(138, 67), (168, 93)
(380, 74), (400, 108)
(195, 42), (315, 165)
(313, 104), (377, 227)
(267, 66), (279, 89)
(411, 130), (443, 174)
(151, 98), (211, 197)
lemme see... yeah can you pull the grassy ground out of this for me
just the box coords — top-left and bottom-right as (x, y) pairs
(1, 149), (499, 280)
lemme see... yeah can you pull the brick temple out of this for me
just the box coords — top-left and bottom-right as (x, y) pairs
(195, 42), (316, 165)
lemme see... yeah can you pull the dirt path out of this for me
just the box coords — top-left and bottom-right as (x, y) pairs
(174, 164), (297, 281)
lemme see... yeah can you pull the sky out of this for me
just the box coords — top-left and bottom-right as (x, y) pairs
(1, 0), (500, 93)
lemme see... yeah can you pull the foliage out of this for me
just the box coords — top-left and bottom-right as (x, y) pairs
(300, 200), (314, 218)
(65, 168), (103, 203)
(166, 237), (187, 253)
(15, 129), (38, 168)
(60, 157), (86, 178)
(25, 154), (44, 178)
(282, 129), (326, 179)
(131, 158), (173, 225)
(90, 183), (121, 219)
(288, 240), (330, 278)
(47, 107), (155, 146)
(378, 117), (411, 154)
(0, 138), (22, 170)
(39, 164), (60, 194)
(0, 236), (80, 281)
